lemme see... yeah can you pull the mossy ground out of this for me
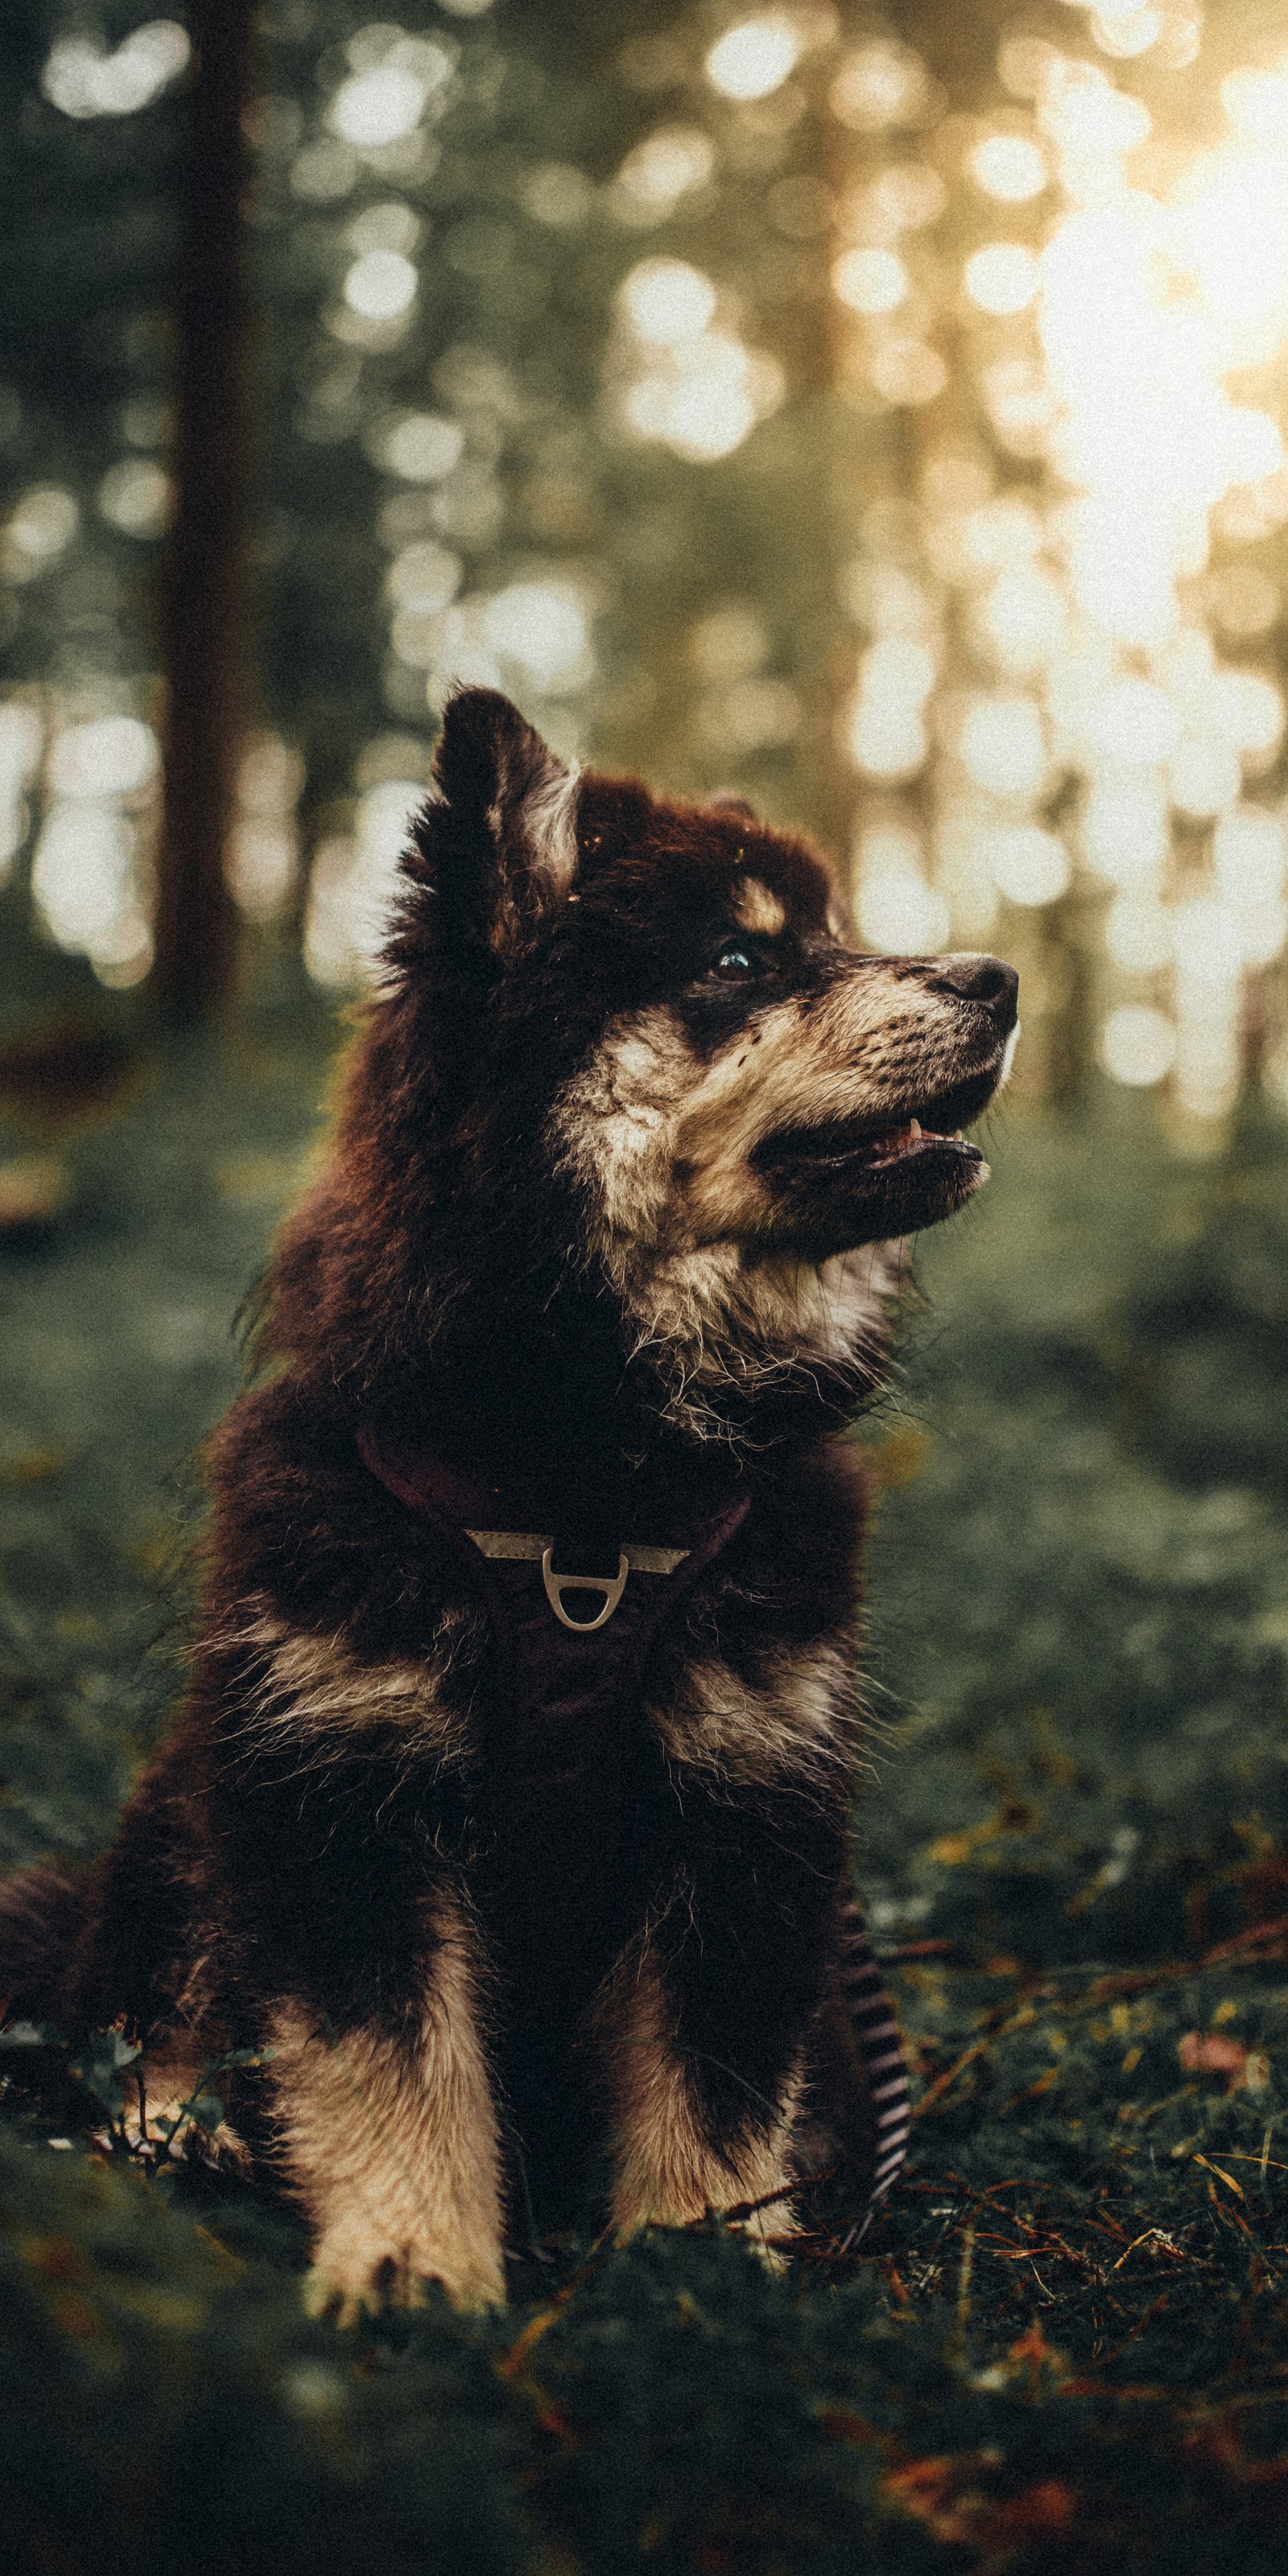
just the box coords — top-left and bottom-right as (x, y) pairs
(2, 932), (1288, 2573)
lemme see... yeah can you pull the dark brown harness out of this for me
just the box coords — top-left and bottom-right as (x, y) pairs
(358, 1428), (909, 2219)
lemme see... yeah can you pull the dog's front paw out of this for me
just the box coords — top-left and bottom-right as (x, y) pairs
(613, 2202), (794, 2272)
(303, 2219), (506, 2324)
(613, 2145), (799, 2270)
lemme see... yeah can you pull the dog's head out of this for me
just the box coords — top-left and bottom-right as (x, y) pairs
(394, 688), (1017, 1435)
(292, 688), (1017, 1447)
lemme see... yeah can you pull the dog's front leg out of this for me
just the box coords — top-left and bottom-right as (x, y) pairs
(596, 1783), (844, 2256)
(268, 1890), (506, 2320)
(597, 1930), (804, 2257)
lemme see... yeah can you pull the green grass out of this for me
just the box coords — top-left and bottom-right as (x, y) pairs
(3, 943), (1288, 2572)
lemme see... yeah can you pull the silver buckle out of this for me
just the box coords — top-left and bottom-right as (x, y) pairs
(540, 1546), (629, 1632)
(464, 1529), (688, 1627)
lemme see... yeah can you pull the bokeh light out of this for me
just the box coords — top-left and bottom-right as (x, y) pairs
(343, 250), (417, 321)
(379, 413), (464, 483)
(30, 712), (160, 985)
(705, 18), (801, 104)
(970, 134), (1048, 200)
(616, 129), (716, 217)
(1100, 1004), (1177, 1084)
(964, 244), (1040, 314)
(0, 702), (43, 880)
(483, 582), (592, 694)
(226, 736), (304, 922)
(43, 23), (189, 121)
(330, 67), (429, 149)
(3, 488), (78, 581)
(855, 818), (952, 952)
(958, 696), (1048, 799)
(988, 824), (1071, 906)
(832, 249), (908, 316)
(98, 460), (172, 538)
(616, 260), (779, 463)
(621, 261), (718, 345)
(831, 41), (930, 133)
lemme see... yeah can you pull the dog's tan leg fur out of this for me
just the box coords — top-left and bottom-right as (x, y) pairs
(600, 1947), (801, 2259)
(270, 1894), (506, 2320)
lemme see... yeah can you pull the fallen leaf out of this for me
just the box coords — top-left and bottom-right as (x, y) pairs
(1178, 2031), (1264, 2089)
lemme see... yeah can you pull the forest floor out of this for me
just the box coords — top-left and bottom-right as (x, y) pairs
(2, 931), (1288, 2574)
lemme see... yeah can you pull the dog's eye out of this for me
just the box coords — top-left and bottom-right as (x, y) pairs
(710, 940), (769, 981)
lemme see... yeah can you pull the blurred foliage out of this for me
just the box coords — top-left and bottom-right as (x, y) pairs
(858, 1096), (1288, 1968)
(8, 0), (1288, 1108)
(3, 938), (1288, 2566)
(0, 0), (861, 827)
(0, 6), (182, 694)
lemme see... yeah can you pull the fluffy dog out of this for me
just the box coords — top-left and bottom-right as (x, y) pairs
(0, 689), (1017, 2314)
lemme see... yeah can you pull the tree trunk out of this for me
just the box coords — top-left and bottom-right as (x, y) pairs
(151, 0), (251, 1022)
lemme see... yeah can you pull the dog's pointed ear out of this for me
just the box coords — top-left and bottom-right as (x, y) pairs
(419, 686), (580, 955)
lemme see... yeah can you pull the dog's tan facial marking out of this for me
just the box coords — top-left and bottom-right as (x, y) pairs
(595, 1941), (801, 2257)
(560, 962), (982, 1267)
(551, 935), (1000, 1433)
(668, 971), (960, 1249)
(225, 1604), (478, 1774)
(278, 1890), (506, 2322)
(731, 877), (786, 938)
(553, 1010), (906, 1435)
(557, 1007), (696, 1253)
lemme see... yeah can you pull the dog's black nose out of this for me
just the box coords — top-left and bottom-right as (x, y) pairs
(936, 952), (1019, 1030)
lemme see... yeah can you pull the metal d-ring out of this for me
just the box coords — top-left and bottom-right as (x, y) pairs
(540, 1546), (630, 1632)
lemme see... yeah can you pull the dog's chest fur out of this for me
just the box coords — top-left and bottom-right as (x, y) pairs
(204, 1380), (865, 1953)
(184, 1381), (865, 2219)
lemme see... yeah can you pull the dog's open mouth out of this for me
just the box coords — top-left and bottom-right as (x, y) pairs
(750, 1067), (1001, 1246)
(753, 1068), (997, 1177)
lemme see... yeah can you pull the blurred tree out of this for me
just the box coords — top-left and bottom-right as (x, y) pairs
(0, 6), (184, 695)
(152, 0), (251, 1019)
